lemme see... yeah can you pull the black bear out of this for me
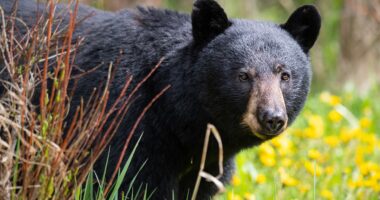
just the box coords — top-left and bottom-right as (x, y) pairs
(0, 0), (321, 199)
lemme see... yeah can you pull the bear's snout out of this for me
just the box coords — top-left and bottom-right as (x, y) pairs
(257, 107), (287, 135)
(241, 76), (289, 138)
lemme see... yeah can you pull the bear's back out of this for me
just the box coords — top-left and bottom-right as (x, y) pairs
(73, 7), (193, 73)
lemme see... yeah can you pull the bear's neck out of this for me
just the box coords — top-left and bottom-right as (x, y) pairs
(142, 46), (246, 172)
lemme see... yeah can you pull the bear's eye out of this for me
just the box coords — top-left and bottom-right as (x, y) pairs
(281, 72), (290, 81)
(239, 72), (250, 82)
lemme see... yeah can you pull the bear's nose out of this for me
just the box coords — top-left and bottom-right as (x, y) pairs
(258, 109), (286, 135)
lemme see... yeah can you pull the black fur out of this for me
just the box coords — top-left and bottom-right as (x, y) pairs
(0, 0), (321, 199)
(281, 5), (321, 53)
(191, 0), (231, 47)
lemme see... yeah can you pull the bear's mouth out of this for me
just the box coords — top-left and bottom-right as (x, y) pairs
(253, 131), (267, 140)
(252, 130), (285, 141)
(241, 117), (269, 140)
(241, 114), (286, 140)
(242, 113), (271, 140)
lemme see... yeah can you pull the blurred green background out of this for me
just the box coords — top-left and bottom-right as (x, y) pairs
(78, 0), (380, 199)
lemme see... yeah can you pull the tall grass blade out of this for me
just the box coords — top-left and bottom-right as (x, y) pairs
(83, 170), (94, 200)
(109, 133), (143, 200)
(125, 160), (147, 197)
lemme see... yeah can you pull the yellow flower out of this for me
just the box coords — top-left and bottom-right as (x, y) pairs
(355, 151), (364, 165)
(357, 144), (375, 155)
(355, 175), (365, 187)
(372, 171), (380, 181)
(329, 95), (342, 106)
(308, 149), (324, 163)
(308, 115), (324, 130)
(281, 158), (293, 167)
(305, 114), (324, 138)
(258, 143), (276, 167)
(319, 91), (341, 106)
(298, 184), (311, 193)
(373, 184), (380, 192)
(344, 167), (352, 174)
(279, 168), (298, 186)
(328, 110), (343, 122)
(271, 136), (293, 156)
(231, 175), (241, 186)
(367, 162), (379, 171)
(339, 128), (357, 143)
(244, 193), (256, 200)
(282, 176), (298, 187)
(358, 133), (377, 146)
(291, 128), (304, 138)
(359, 117), (372, 129)
(321, 189), (334, 200)
(227, 192), (242, 200)
(271, 135), (287, 147)
(255, 174), (266, 184)
(303, 127), (320, 138)
(324, 136), (340, 147)
(258, 143), (275, 157)
(304, 161), (323, 176)
(359, 162), (380, 176)
(348, 179), (357, 189)
(259, 155), (276, 167)
(363, 179), (378, 188)
(325, 166), (335, 175)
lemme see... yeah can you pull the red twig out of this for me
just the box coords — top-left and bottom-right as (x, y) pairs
(39, 0), (54, 125)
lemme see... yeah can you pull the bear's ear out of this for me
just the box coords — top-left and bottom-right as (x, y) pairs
(192, 0), (231, 46)
(281, 5), (321, 53)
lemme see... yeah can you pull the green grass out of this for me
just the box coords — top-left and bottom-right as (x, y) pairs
(74, 134), (155, 200)
(218, 89), (380, 200)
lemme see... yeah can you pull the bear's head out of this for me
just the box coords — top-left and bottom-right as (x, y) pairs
(192, 0), (321, 141)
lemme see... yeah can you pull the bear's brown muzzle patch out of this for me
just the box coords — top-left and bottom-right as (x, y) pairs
(242, 76), (288, 139)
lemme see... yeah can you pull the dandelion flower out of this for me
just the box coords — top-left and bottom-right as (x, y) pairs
(339, 128), (357, 143)
(304, 161), (323, 176)
(321, 189), (334, 200)
(281, 158), (293, 167)
(231, 175), (241, 186)
(344, 167), (352, 174)
(328, 110), (343, 122)
(259, 143), (276, 167)
(329, 95), (342, 106)
(320, 91), (341, 106)
(348, 179), (357, 189)
(325, 166), (335, 175)
(305, 114), (324, 137)
(279, 168), (298, 186)
(324, 136), (340, 147)
(244, 193), (256, 200)
(271, 136), (293, 156)
(308, 149), (324, 163)
(227, 192), (242, 200)
(259, 155), (276, 167)
(258, 143), (275, 157)
(359, 117), (372, 128)
(255, 174), (266, 184)
(298, 184), (311, 193)
(359, 162), (380, 176)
